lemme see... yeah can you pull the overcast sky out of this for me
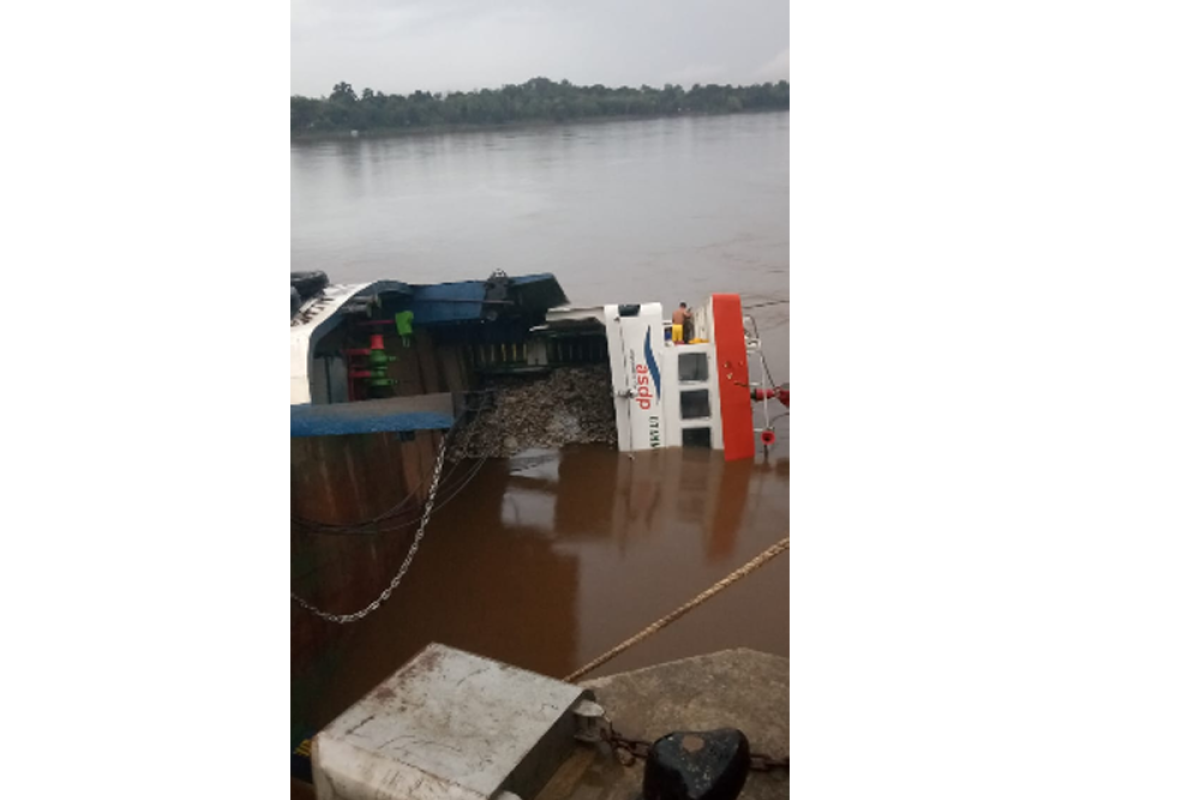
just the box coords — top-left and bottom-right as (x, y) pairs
(292, 0), (789, 98)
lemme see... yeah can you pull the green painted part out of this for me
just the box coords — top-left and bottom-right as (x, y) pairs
(395, 310), (415, 337)
(368, 350), (396, 367)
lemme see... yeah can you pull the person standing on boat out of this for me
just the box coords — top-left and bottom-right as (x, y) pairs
(672, 302), (694, 343)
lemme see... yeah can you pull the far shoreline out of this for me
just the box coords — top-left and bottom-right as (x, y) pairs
(290, 107), (788, 143)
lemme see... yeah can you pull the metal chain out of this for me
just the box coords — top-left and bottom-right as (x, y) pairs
(291, 434), (450, 623)
(603, 724), (788, 774)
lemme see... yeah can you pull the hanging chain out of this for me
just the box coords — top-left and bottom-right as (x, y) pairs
(601, 722), (788, 774)
(291, 434), (450, 624)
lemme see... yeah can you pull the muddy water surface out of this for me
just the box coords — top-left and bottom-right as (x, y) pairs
(291, 111), (789, 742)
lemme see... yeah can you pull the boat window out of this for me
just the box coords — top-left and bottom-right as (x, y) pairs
(682, 427), (712, 448)
(678, 352), (708, 383)
(679, 389), (711, 420)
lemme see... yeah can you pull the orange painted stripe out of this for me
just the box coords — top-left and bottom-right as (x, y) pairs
(711, 294), (755, 461)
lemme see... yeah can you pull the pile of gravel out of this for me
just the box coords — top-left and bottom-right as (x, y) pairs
(450, 365), (618, 459)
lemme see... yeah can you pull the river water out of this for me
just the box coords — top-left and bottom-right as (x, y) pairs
(291, 111), (790, 744)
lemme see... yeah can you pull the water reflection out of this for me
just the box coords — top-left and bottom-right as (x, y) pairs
(293, 444), (788, 736)
(493, 447), (758, 563)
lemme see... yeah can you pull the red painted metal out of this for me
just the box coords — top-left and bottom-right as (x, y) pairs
(369, 334), (385, 350)
(711, 294), (755, 461)
(761, 429), (776, 446)
(749, 386), (789, 408)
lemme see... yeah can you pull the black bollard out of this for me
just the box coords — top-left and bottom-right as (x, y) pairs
(642, 728), (751, 800)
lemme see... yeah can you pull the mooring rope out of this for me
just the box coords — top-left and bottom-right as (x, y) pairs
(564, 536), (789, 682)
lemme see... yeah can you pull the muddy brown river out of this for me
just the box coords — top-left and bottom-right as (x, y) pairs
(291, 111), (789, 747)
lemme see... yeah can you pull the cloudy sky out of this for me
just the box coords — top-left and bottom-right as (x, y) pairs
(292, 0), (789, 98)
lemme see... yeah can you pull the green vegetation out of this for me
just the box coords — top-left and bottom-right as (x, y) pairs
(291, 77), (789, 136)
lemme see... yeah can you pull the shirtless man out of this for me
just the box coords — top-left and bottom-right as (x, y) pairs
(671, 302), (693, 342)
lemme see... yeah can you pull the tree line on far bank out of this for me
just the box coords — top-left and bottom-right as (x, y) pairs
(291, 77), (789, 135)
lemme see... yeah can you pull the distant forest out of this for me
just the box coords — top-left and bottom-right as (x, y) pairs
(291, 77), (789, 135)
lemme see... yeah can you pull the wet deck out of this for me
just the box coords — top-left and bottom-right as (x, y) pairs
(537, 649), (789, 800)
(293, 648), (788, 800)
